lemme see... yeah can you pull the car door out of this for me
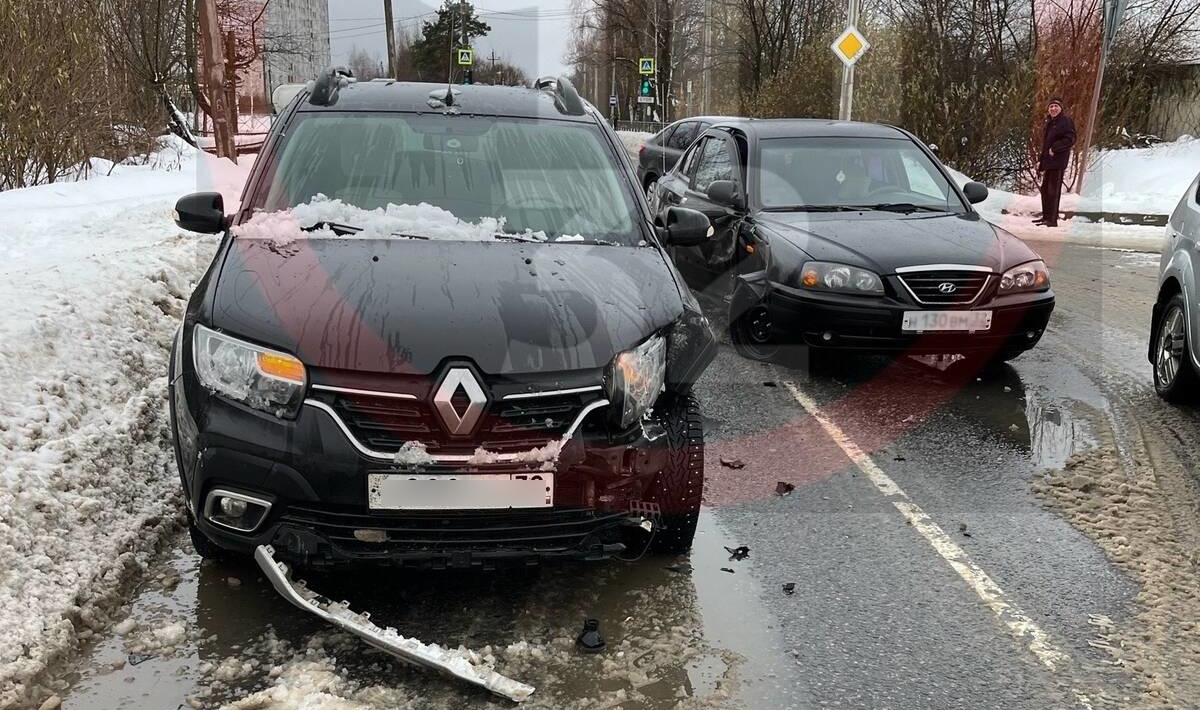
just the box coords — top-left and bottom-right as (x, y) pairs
(668, 133), (746, 289)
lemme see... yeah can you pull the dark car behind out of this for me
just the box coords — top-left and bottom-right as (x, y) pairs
(635, 116), (736, 197)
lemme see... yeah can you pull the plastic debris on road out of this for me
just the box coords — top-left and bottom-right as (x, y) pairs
(253, 545), (535, 703)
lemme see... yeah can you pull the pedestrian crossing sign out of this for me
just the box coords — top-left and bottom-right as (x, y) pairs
(457, 48), (474, 66)
(831, 26), (869, 67)
(638, 58), (655, 75)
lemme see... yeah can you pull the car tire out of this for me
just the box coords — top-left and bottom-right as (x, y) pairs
(644, 175), (658, 200)
(1153, 293), (1200, 402)
(646, 393), (704, 554)
(187, 514), (226, 561)
(730, 303), (782, 362)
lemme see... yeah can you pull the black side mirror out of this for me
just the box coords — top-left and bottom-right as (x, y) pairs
(706, 179), (745, 211)
(174, 192), (228, 234)
(660, 206), (712, 247)
(962, 182), (989, 205)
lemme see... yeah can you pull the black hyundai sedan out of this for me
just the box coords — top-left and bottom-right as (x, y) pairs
(651, 119), (1055, 367)
(168, 73), (717, 569)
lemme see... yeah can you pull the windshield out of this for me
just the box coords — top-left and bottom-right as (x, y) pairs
(248, 112), (641, 245)
(757, 136), (965, 213)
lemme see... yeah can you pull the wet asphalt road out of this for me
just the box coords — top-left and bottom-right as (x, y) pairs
(52, 239), (1200, 709)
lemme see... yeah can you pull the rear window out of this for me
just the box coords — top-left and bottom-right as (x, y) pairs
(249, 112), (643, 245)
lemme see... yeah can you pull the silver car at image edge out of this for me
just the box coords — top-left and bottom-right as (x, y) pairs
(1153, 171), (1200, 401)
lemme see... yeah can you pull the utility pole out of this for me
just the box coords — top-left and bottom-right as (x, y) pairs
(837, 0), (859, 121)
(383, 0), (396, 77)
(198, 0), (235, 160)
(610, 32), (617, 123)
(702, 0), (710, 115)
(1074, 0), (1128, 192)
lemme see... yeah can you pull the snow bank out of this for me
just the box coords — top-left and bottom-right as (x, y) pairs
(945, 167), (1167, 252)
(1080, 137), (1200, 215)
(0, 139), (250, 706)
(616, 131), (652, 162)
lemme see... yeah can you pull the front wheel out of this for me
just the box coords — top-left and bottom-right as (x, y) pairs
(1153, 293), (1200, 402)
(730, 304), (782, 362)
(645, 394), (704, 554)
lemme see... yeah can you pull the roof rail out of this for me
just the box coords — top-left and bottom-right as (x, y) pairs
(308, 66), (356, 107)
(535, 75), (585, 116)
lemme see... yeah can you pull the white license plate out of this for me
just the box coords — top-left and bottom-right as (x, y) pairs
(902, 310), (992, 333)
(367, 473), (553, 510)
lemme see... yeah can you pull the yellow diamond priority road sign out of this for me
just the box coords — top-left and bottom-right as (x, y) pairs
(831, 26), (869, 67)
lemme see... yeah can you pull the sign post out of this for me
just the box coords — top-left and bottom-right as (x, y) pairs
(831, 1), (869, 121)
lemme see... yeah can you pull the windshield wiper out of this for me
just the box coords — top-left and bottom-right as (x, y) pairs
(852, 203), (951, 214)
(390, 232), (429, 240)
(761, 205), (860, 213)
(302, 220), (361, 235)
(493, 233), (544, 243)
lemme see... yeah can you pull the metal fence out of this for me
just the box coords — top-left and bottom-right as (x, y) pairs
(614, 120), (666, 135)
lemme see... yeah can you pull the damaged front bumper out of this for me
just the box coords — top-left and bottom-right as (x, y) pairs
(253, 544), (535, 702)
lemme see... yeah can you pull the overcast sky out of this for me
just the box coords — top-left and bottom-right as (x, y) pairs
(327, 0), (578, 80)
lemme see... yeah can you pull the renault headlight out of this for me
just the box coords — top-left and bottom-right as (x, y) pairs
(999, 260), (1049, 294)
(608, 334), (667, 428)
(798, 261), (884, 294)
(192, 324), (307, 417)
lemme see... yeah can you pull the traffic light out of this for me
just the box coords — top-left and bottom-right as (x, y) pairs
(640, 78), (651, 96)
(463, 69), (473, 85)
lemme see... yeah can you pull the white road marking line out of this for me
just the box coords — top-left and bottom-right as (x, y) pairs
(782, 381), (1095, 710)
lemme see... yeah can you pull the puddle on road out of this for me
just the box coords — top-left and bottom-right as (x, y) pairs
(58, 510), (797, 710)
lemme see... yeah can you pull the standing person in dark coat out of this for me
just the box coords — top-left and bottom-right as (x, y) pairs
(1034, 97), (1076, 227)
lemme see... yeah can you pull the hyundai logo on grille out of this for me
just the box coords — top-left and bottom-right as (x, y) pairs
(433, 367), (487, 436)
(937, 282), (958, 294)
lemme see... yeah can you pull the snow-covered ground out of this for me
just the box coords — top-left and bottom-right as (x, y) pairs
(0, 138), (250, 707)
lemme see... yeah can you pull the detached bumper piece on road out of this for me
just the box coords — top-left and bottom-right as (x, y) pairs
(254, 544), (535, 703)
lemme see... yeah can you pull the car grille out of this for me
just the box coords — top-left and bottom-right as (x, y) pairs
(897, 270), (992, 305)
(324, 389), (597, 456)
(278, 504), (626, 554)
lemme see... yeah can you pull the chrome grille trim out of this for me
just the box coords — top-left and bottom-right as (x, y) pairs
(304, 398), (610, 463)
(894, 264), (993, 274)
(311, 384), (418, 400)
(896, 269), (994, 306)
(502, 385), (603, 400)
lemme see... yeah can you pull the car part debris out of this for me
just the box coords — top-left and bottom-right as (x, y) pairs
(775, 481), (795, 496)
(719, 457), (746, 469)
(725, 545), (750, 561)
(782, 582), (796, 595)
(254, 545), (534, 702)
(720, 567), (735, 574)
(576, 619), (606, 653)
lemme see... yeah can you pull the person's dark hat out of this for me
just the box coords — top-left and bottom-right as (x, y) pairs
(1048, 97), (1064, 108)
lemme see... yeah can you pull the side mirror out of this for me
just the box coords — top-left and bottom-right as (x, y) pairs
(706, 179), (745, 211)
(174, 192), (228, 234)
(962, 182), (989, 205)
(660, 206), (712, 247)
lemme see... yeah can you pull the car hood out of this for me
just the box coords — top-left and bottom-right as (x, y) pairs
(210, 238), (683, 375)
(755, 211), (1036, 273)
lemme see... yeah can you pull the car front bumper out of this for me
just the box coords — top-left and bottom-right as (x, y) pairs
(171, 376), (671, 570)
(765, 282), (1055, 355)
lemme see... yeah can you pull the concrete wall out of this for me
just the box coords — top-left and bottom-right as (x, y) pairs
(1148, 64), (1200, 141)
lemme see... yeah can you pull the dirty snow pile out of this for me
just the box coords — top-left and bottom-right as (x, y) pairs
(616, 131), (654, 162)
(0, 137), (249, 706)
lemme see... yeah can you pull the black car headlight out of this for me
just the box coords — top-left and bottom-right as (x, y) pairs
(192, 324), (307, 418)
(607, 333), (667, 428)
(999, 260), (1050, 294)
(798, 261), (885, 295)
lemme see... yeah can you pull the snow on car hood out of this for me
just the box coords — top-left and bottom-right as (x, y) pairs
(213, 200), (683, 376)
(233, 194), (582, 244)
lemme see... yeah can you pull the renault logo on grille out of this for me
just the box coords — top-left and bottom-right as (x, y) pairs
(938, 282), (958, 294)
(433, 368), (487, 436)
